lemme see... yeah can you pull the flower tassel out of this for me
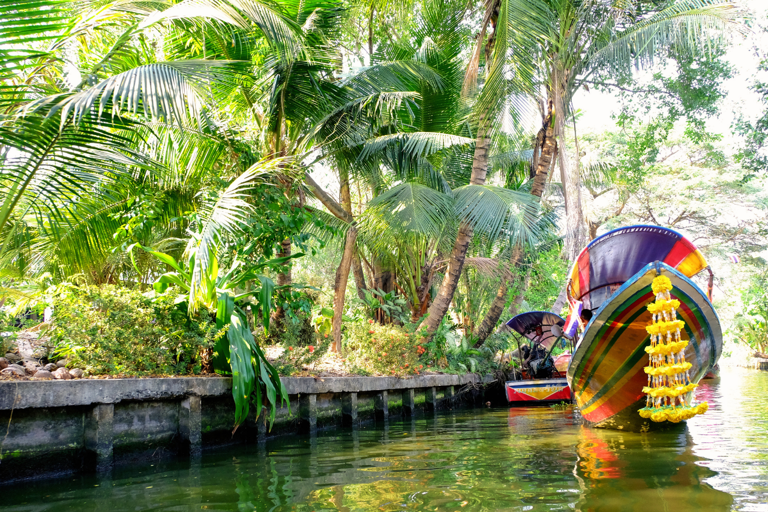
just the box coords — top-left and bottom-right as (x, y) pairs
(638, 275), (708, 423)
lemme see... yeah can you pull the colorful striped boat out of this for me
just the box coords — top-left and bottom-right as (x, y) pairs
(565, 225), (722, 431)
(505, 311), (573, 405)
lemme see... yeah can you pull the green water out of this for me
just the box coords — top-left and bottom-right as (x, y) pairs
(5, 368), (768, 511)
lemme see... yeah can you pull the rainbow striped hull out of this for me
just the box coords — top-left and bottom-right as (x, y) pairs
(567, 263), (721, 431)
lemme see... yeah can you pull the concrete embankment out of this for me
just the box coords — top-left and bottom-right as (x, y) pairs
(0, 374), (495, 483)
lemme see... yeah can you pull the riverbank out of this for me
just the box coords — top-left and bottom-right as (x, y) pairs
(0, 373), (496, 484)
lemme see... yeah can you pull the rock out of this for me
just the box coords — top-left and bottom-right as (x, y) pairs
(69, 368), (84, 379)
(53, 367), (71, 380)
(0, 357), (8, 370)
(44, 363), (58, 372)
(31, 347), (48, 359)
(23, 361), (40, 375)
(56, 359), (68, 368)
(33, 369), (54, 380)
(5, 353), (21, 364)
(2, 364), (26, 377)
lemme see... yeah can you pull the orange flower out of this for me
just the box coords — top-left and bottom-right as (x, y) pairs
(368, 319), (374, 324)
(308, 346), (315, 353)
(383, 352), (387, 356)
(419, 365), (423, 369)
(288, 347), (293, 351)
(368, 330), (375, 334)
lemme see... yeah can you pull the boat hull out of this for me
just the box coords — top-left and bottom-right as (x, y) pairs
(506, 378), (572, 404)
(567, 263), (721, 431)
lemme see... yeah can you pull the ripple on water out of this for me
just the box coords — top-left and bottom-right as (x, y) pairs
(3, 368), (768, 511)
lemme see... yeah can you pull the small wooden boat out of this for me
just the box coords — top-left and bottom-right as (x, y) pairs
(505, 311), (573, 404)
(565, 225), (721, 431)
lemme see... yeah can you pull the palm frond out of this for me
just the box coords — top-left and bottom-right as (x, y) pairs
(358, 132), (473, 161)
(358, 182), (454, 246)
(588, 0), (745, 70)
(453, 184), (542, 246)
(25, 61), (248, 128)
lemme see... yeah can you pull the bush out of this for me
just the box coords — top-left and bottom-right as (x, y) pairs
(343, 321), (425, 376)
(48, 284), (223, 376)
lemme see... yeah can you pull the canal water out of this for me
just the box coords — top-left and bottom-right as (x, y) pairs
(4, 367), (767, 511)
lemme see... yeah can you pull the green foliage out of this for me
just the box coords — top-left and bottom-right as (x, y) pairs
(357, 289), (410, 325)
(519, 246), (569, 314)
(48, 284), (222, 375)
(734, 19), (768, 178)
(144, 244), (293, 429)
(732, 269), (768, 353)
(343, 321), (424, 375)
(269, 336), (332, 376)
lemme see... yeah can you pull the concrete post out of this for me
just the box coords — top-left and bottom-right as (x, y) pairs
(299, 394), (317, 433)
(425, 387), (438, 411)
(342, 392), (358, 427)
(84, 403), (114, 473)
(445, 386), (455, 407)
(375, 390), (389, 420)
(179, 395), (202, 456)
(401, 389), (415, 416)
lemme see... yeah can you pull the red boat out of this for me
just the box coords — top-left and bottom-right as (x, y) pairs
(504, 311), (573, 404)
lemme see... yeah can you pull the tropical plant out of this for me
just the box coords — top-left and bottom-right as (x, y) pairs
(357, 288), (410, 325)
(141, 242), (297, 429)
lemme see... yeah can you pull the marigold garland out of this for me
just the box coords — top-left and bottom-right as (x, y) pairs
(638, 275), (708, 423)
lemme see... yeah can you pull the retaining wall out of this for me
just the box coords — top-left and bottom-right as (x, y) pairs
(0, 374), (494, 483)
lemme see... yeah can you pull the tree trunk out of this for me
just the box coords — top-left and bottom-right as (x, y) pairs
(473, 246), (522, 346)
(332, 227), (357, 353)
(552, 73), (586, 261)
(272, 237), (292, 327)
(418, 124), (490, 337)
(352, 250), (367, 301)
(529, 101), (557, 199)
(331, 168), (355, 351)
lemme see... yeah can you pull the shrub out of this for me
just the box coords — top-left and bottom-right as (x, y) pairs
(343, 321), (424, 376)
(48, 284), (223, 376)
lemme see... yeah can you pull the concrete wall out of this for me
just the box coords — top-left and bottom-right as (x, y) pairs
(0, 374), (493, 484)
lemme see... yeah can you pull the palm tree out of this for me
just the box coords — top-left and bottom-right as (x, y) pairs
(470, 0), (744, 345)
(1, 0), (325, 427)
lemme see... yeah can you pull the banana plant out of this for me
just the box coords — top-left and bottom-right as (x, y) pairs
(133, 242), (301, 430)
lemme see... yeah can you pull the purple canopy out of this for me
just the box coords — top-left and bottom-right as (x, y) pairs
(506, 311), (566, 350)
(568, 225), (708, 311)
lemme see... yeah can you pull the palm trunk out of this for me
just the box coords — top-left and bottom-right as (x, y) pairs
(418, 124), (490, 337)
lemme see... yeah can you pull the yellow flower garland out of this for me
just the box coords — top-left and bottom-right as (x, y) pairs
(638, 275), (708, 423)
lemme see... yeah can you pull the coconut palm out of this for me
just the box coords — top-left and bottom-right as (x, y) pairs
(469, 0), (744, 345)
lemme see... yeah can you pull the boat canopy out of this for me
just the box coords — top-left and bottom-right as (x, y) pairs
(506, 311), (566, 350)
(568, 225), (708, 310)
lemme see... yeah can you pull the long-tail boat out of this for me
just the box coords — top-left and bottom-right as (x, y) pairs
(504, 311), (572, 404)
(565, 225), (721, 431)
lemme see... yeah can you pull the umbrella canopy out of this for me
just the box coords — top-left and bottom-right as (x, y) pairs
(506, 311), (566, 350)
(568, 225), (708, 311)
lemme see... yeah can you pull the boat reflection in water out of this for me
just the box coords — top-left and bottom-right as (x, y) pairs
(572, 424), (733, 511)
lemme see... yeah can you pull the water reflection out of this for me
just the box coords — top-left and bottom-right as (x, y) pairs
(4, 369), (768, 511)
